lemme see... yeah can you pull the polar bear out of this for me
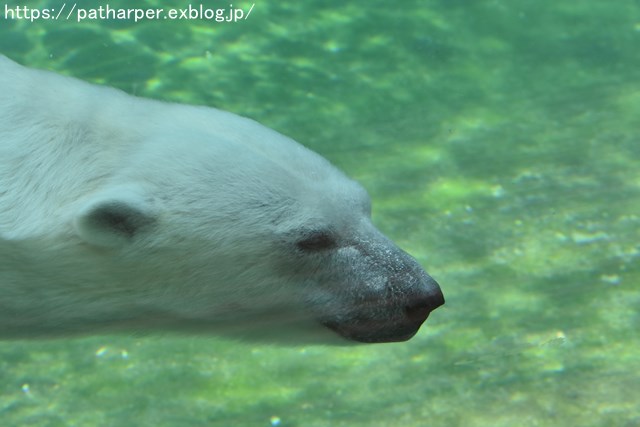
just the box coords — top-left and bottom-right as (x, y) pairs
(0, 55), (443, 344)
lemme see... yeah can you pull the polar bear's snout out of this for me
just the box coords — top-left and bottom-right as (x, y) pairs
(316, 227), (444, 344)
(324, 273), (443, 344)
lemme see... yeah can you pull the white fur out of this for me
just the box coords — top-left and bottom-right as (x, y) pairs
(0, 55), (442, 344)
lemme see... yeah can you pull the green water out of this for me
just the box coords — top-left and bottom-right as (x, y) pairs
(1, 1), (639, 426)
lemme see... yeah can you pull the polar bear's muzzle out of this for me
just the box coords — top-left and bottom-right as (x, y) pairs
(316, 228), (445, 344)
(322, 272), (443, 343)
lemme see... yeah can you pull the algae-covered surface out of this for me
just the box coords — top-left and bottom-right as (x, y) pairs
(1, 1), (639, 426)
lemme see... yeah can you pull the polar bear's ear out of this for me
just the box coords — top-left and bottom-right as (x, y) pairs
(74, 186), (157, 247)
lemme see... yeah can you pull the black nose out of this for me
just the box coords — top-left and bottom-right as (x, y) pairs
(404, 293), (444, 323)
(404, 277), (445, 324)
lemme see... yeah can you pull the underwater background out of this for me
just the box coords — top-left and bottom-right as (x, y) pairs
(1, 0), (639, 426)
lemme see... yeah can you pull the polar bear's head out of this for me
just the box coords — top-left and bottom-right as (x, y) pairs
(67, 108), (444, 344)
(0, 54), (442, 343)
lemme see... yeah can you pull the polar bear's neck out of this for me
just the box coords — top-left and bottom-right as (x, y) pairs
(0, 56), (140, 239)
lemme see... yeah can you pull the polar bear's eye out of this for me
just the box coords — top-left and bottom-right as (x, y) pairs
(296, 230), (336, 252)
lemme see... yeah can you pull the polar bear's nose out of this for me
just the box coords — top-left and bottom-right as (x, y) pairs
(322, 275), (444, 344)
(404, 272), (444, 325)
(404, 287), (445, 325)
